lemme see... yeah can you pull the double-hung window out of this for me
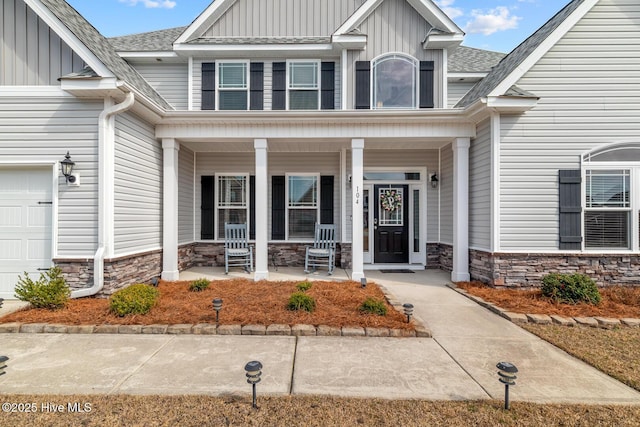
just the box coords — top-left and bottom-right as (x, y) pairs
(218, 62), (249, 110)
(217, 175), (249, 239)
(288, 61), (319, 110)
(584, 169), (631, 249)
(287, 174), (319, 238)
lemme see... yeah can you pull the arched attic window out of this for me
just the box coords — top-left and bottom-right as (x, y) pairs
(372, 54), (418, 109)
(583, 142), (640, 163)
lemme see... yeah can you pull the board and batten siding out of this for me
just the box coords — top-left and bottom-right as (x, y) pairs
(469, 118), (491, 250)
(114, 113), (162, 255)
(131, 62), (188, 110)
(499, 0), (640, 251)
(204, 0), (366, 37)
(439, 143), (453, 245)
(345, 0), (443, 109)
(179, 146), (195, 244)
(1, 0), (85, 85)
(0, 96), (102, 256)
(447, 81), (476, 108)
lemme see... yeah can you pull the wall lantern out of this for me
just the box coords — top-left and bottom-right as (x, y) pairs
(430, 173), (439, 188)
(496, 361), (518, 410)
(60, 152), (78, 184)
(244, 360), (263, 409)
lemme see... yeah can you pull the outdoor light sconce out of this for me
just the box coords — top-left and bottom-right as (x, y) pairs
(245, 360), (263, 409)
(212, 298), (223, 323)
(360, 278), (367, 288)
(60, 151), (80, 186)
(430, 173), (439, 188)
(403, 303), (414, 323)
(0, 356), (8, 377)
(497, 361), (518, 410)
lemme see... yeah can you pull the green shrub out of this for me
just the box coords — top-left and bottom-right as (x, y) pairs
(287, 292), (316, 312)
(110, 284), (160, 317)
(359, 297), (387, 316)
(541, 273), (601, 305)
(14, 266), (70, 310)
(189, 278), (210, 292)
(296, 281), (313, 292)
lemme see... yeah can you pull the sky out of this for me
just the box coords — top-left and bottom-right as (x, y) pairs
(65, 0), (568, 53)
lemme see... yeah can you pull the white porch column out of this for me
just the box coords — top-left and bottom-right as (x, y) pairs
(351, 139), (365, 281)
(254, 139), (269, 280)
(452, 137), (471, 282)
(162, 138), (180, 281)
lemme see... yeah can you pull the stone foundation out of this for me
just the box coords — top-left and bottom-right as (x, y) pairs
(470, 249), (640, 288)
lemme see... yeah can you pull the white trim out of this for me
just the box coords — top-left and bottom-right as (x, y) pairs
(118, 52), (178, 59)
(193, 150), (197, 241)
(0, 86), (71, 97)
(451, 137), (470, 282)
(254, 139), (269, 280)
(437, 148), (441, 243)
(174, 0), (236, 44)
(442, 48), (448, 109)
(161, 138), (180, 282)
(24, 0), (114, 78)
(488, 0), (599, 98)
(173, 44), (336, 54)
(340, 148), (347, 242)
(448, 72), (489, 80)
(334, 0), (384, 36)
(188, 56), (194, 111)
(341, 49), (348, 110)
(351, 139), (365, 281)
(490, 112), (501, 252)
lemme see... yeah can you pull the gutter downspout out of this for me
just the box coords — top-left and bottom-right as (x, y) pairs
(72, 92), (135, 298)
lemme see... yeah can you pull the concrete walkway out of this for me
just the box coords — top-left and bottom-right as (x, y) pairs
(0, 268), (639, 404)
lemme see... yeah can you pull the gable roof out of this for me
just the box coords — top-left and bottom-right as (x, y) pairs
(34, 0), (172, 110)
(110, 27), (187, 52)
(456, 0), (596, 108)
(448, 46), (505, 74)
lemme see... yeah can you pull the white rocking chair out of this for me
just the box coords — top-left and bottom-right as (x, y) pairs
(304, 223), (336, 275)
(224, 223), (253, 274)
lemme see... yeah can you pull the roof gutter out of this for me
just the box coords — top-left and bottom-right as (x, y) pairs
(72, 92), (135, 298)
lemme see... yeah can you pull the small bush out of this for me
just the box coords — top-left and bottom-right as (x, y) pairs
(541, 273), (601, 305)
(189, 278), (210, 292)
(359, 297), (387, 316)
(296, 281), (313, 292)
(287, 292), (316, 312)
(14, 266), (70, 310)
(110, 284), (160, 317)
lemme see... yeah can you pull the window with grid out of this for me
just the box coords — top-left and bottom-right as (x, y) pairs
(288, 62), (319, 110)
(287, 175), (318, 238)
(218, 62), (248, 110)
(217, 175), (248, 238)
(584, 169), (630, 249)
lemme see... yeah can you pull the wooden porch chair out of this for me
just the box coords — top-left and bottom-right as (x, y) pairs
(224, 223), (253, 274)
(304, 223), (336, 275)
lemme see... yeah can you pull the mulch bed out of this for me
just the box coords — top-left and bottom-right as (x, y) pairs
(457, 282), (640, 318)
(0, 279), (413, 330)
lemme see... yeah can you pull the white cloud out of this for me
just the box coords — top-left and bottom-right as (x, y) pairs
(119, 0), (176, 9)
(464, 7), (521, 36)
(434, 0), (463, 20)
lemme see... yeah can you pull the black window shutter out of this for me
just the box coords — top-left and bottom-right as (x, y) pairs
(355, 61), (370, 109)
(419, 61), (434, 109)
(202, 62), (216, 110)
(559, 170), (582, 250)
(321, 62), (335, 110)
(320, 176), (334, 224)
(201, 176), (215, 239)
(272, 176), (286, 239)
(250, 62), (264, 110)
(249, 175), (256, 240)
(272, 62), (286, 110)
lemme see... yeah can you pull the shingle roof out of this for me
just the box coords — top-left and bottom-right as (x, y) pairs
(187, 36), (332, 45)
(455, 0), (586, 108)
(109, 26), (187, 52)
(448, 46), (506, 73)
(40, 0), (173, 110)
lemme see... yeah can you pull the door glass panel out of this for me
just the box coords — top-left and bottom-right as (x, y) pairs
(363, 189), (369, 251)
(379, 187), (403, 226)
(413, 189), (419, 252)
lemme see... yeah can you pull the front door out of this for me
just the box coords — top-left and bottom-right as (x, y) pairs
(373, 185), (409, 263)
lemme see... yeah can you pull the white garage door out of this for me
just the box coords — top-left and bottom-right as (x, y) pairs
(0, 167), (52, 299)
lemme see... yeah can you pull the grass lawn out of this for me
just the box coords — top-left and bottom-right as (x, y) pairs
(1, 395), (640, 426)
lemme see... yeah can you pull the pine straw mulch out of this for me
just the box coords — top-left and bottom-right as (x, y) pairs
(457, 282), (640, 318)
(0, 279), (414, 330)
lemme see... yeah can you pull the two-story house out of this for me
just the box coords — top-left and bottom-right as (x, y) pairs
(1, 0), (639, 298)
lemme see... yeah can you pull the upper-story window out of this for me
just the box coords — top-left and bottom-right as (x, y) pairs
(372, 54), (417, 109)
(288, 61), (320, 110)
(218, 62), (249, 110)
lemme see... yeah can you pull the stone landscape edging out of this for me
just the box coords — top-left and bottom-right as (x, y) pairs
(449, 285), (640, 329)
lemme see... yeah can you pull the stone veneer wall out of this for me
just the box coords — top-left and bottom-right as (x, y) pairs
(191, 242), (351, 269)
(55, 249), (163, 297)
(470, 249), (640, 288)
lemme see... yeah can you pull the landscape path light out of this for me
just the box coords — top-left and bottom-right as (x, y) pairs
(245, 360), (263, 409)
(360, 278), (367, 288)
(212, 298), (223, 323)
(0, 298), (4, 309)
(496, 361), (518, 410)
(0, 356), (8, 377)
(403, 303), (414, 323)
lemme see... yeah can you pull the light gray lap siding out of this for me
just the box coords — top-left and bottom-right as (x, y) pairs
(469, 118), (491, 250)
(499, 0), (640, 251)
(114, 113), (162, 255)
(179, 146), (195, 244)
(440, 143), (453, 245)
(0, 96), (102, 256)
(131, 62), (188, 110)
(447, 81), (476, 108)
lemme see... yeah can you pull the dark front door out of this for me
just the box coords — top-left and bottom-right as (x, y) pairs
(374, 185), (409, 263)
